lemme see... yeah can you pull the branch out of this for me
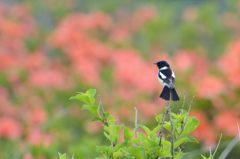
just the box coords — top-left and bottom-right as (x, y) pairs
(98, 98), (108, 126)
(169, 104), (175, 159)
(219, 134), (239, 159)
(181, 93), (187, 110)
(237, 122), (240, 140)
(134, 107), (139, 137)
(158, 101), (170, 146)
(180, 96), (195, 133)
(212, 133), (222, 158)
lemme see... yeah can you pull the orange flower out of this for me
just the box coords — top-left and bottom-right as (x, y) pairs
(23, 153), (33, 159)
(197, 75), (225, 99)
(25, 107), (47, 126)
(116, 87), (139, 100)
(49, 12), (112, 85)
(112, 50), (158, 92)
(218, 40), (240, 87)
(29, 69), (66, 88)
(27, 129), (53, 147)
(0, 117), (21, 139)
(0, 54), (17, 70)
(173, 50), (208, 80)
(74, 57), (101, 85)
(24, 51), (46, 71)
(85, 121), (102, 134)
(110, 6), (155, 42)
(138, 101), (163, 117)
(191, 111), (216, 147)
(214, 110), (240, 136)
(173, 51), (195, 72)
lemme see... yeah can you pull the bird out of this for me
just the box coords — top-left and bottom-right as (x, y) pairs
(154, 60), (179, 101)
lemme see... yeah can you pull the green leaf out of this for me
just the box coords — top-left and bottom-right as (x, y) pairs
(87, 88), (97, 98)
(201, 154), (210, 159)
(104, 124), (121, 145)
(175, 152), (185, 159)
(163, 121), (171, 132)
(174, 136), (197, 148)
(123, 127), (133, 143)
(70, 89), (98, 116)
(58, 153), (67, 159)
(128, 146), (146, 159)
(159, 139), (171, 157)
(181, 117), (199, 136)
(139, 125), (151, 136)
(96, 146), (112, 156)
(69, 88), (96, 104)
(155, 114), (163, 123)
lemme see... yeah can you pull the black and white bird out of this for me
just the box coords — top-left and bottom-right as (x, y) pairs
(154, 60), (179, 101)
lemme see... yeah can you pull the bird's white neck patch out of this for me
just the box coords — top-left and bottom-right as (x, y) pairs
(160, 66), (169, 70)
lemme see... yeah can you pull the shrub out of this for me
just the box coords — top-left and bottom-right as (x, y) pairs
(62, 88), (200, 159)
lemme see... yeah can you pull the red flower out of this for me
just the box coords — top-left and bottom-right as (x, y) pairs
(197, 75), (225, 99)
(0, 117), (21, 139)
(27, 129), (53, 147)
(138, 101), (163, 117)
(218, 40), (240, 88)
(112, 50), (158, 92)
(191, 111), (216, 147)
(214, 110), (240, 136)
(173, 50), (208, 81)
(29, 69), (66, 88)
(85, 121), (102, 134)
(25, 106), (47, 126)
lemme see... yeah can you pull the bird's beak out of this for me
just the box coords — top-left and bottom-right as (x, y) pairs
(153, 62), (157, 65)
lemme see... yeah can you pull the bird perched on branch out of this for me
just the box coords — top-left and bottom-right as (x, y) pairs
(154, 60), (179, 101)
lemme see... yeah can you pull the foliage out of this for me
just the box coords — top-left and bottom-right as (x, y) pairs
(69, 89), (199, 159)
(1, 0), (240, 158)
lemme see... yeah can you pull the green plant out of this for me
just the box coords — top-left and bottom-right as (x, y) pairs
(62, 88), (199, 159)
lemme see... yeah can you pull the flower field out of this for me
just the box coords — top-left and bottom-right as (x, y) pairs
(0, 0), (240, 158)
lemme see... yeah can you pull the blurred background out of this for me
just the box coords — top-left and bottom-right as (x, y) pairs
(0, 0), (240, 158)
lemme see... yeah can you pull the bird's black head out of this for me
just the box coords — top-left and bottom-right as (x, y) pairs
(154, 60), (170, 69)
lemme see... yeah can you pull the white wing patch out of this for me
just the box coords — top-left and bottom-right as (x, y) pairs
(172, 71), (175, 78)
(159, 72), (167, 79)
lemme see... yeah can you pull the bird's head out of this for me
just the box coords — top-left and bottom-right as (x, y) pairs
(154, 60), (170, 69)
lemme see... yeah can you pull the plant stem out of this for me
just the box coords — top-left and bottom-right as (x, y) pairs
(169, 105), (174, 159)
(158, 101), (170, 146)
(212, 133), (222, 158)
(219, 135), (239, 159)
(134, 107), (139, 137)
(179, 96), (194, 135)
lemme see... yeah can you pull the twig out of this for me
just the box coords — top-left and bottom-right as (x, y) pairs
(181, 94), (187, 110)
(134, 107), (139, 137)
(237, 122), (240, 140)
(212, 133), (222, 158)
(178, 96), (194, 136)
(209, 147), (212, 158)
(158, 101), (170, 146)
(169, 104), (175, 159)
(98, 98), (108, 126)
(219, 135), (239, 159)
(187, 96), (195, 114)
(180, 96), (195, 133)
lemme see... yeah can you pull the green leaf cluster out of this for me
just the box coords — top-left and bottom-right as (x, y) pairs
(68, 89), (200, 159)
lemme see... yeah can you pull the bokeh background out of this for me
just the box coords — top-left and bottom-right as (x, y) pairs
(0, 0), (240, 158)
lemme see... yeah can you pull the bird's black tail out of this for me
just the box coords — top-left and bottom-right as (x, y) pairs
(160, 86), (170, 101)
(171, 88), (179, 101)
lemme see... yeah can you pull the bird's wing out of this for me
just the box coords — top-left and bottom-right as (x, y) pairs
(159, 69), (175, 88)
(160, 69), (172, 78)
